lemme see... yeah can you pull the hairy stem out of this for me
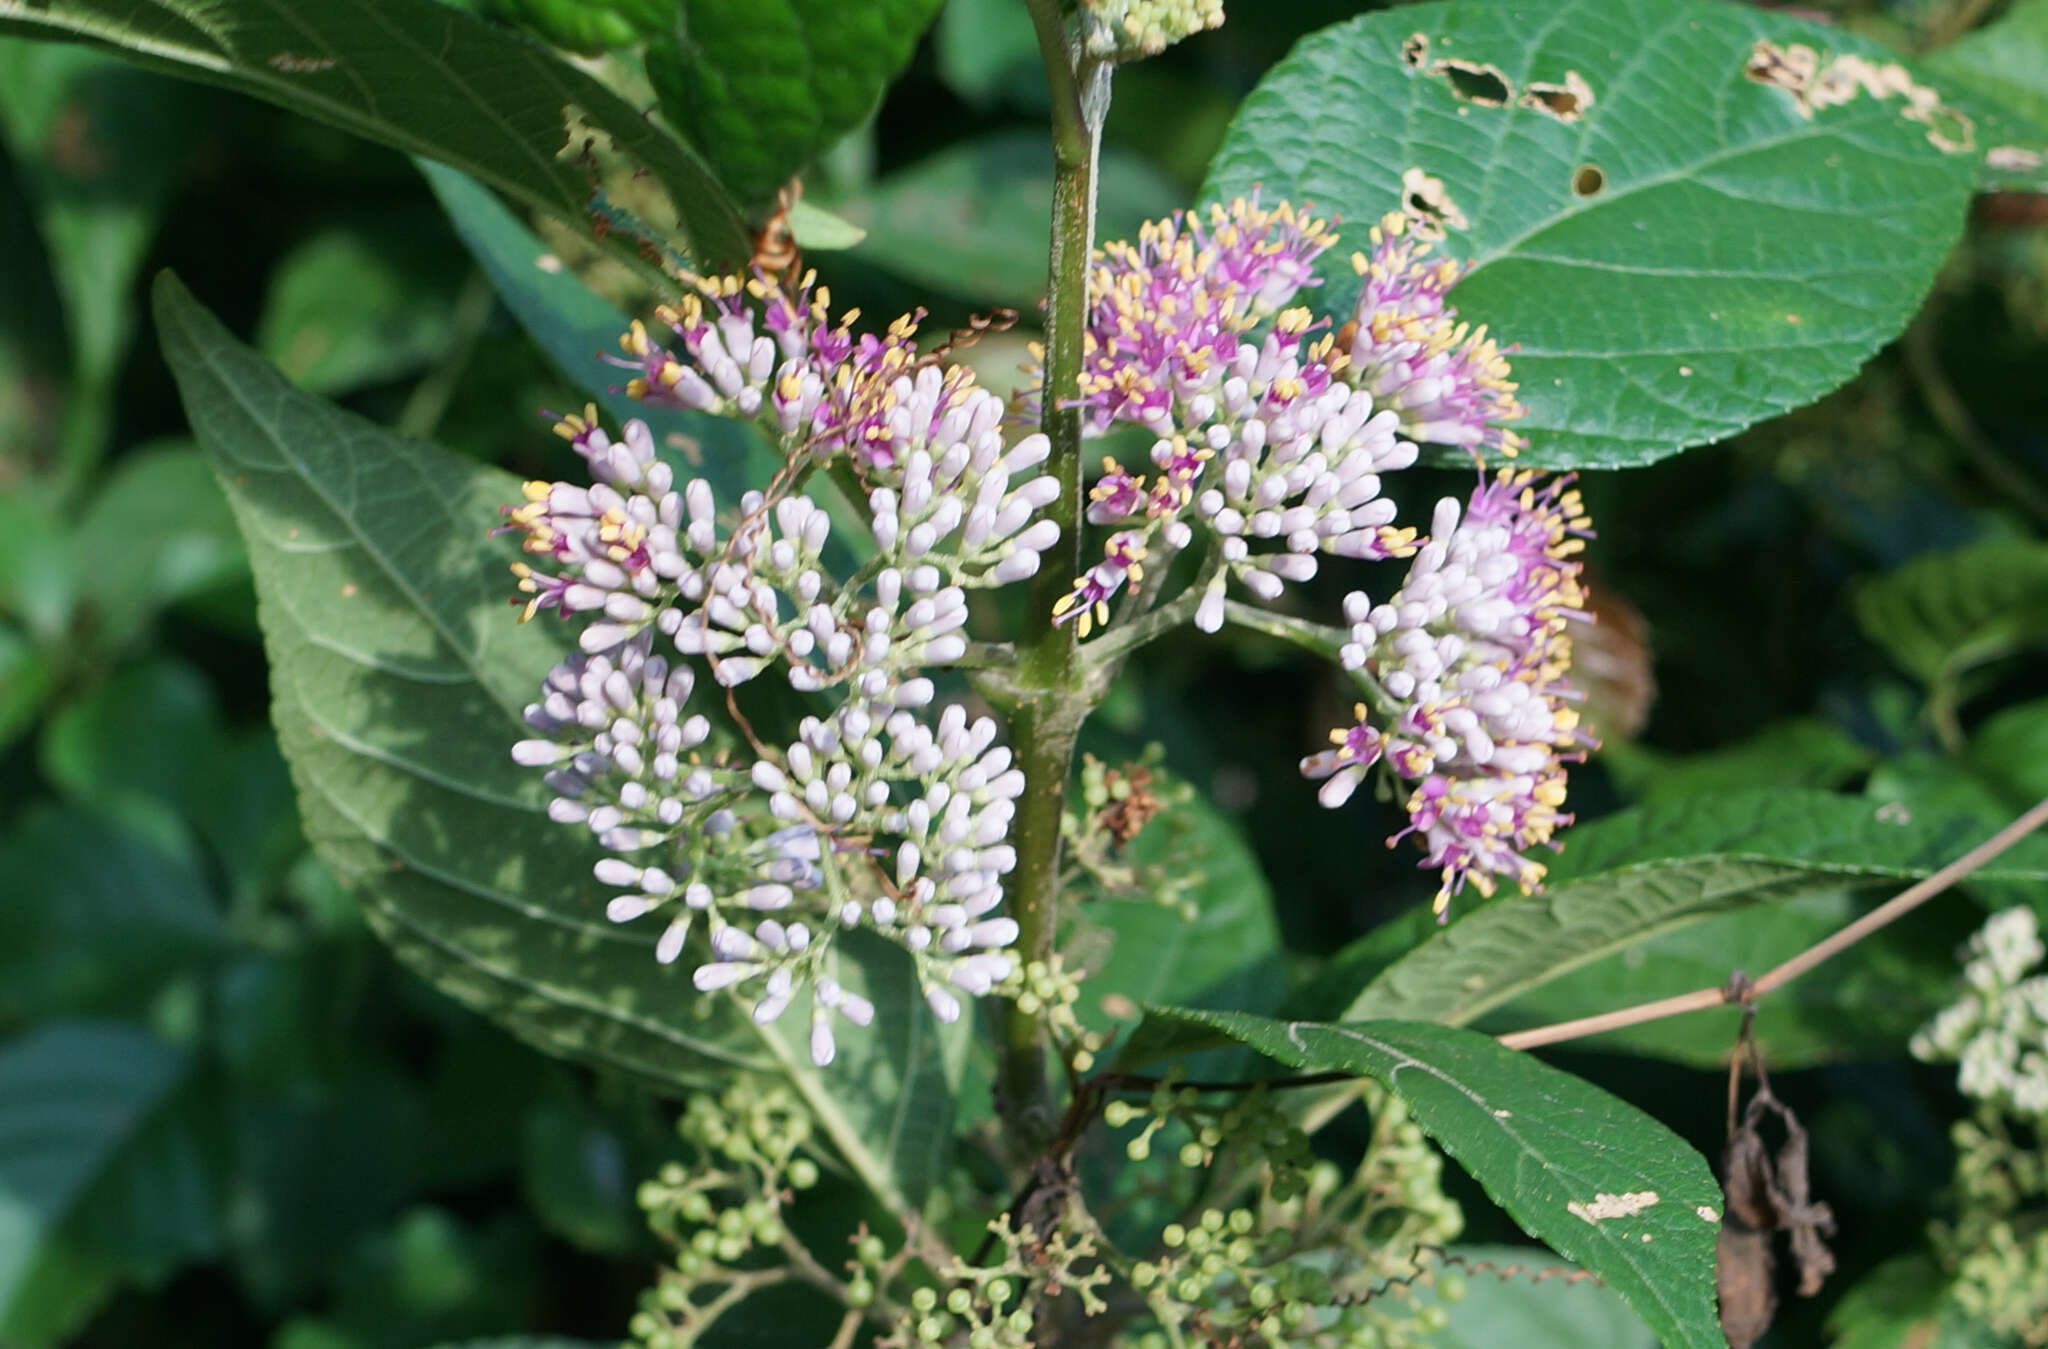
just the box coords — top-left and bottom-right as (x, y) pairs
(996, 0), (1111, 1157)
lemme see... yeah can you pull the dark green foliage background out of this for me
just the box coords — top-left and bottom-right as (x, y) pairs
(4, 1), (2048, 1346)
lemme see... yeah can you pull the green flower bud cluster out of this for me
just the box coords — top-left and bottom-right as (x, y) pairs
(1930, 1114), (2048, 1344)
(1103, 1074), (1314, 1198)
(999, 955), (1107, 1073)
(1107, 1085), (1465, 1349)
(1952, 1219), (2048, 1346)
(630, 1078), (822, 1349)
(1079, 0), (1226, 60)
(883, 1213), (1112, 1349)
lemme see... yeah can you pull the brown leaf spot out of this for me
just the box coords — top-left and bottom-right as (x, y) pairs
(1743, 39), (1974, 153)
(1402, 33), (1429, 67)
(1521, 71), (1595, 122)
(267, 51), (338, 74)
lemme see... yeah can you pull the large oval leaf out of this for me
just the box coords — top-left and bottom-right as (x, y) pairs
(1203, 0), (1979, 468)
(0, 0), (750, 268)
(153, 273), (954, 1216)
(1149, 1010), (1725, 1349)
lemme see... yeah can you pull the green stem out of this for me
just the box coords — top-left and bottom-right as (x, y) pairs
(996, 0), (1111, 1155)
(1220, 599), (1396, 717)
(1084, 544), (1223, 665)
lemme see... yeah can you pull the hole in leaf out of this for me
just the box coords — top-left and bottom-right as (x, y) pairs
(1400, 166), (1469, 234)
(1521, 71), (1594, 122)
(1571, 164), (1606, 197)
(1401, 33), (1429, 67)
(1432, 59), (1511, 107)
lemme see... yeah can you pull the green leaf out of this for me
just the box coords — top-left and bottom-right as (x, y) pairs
(0, 0), (750, 269)
(421, 1340), (613, 1349)
(0, 1022), (210, 1344)
(1481, 885), (1969, 1066)
(256, 224), (463, 395)
(0, 623), (57, 753)
(1925, 0), (2048, 191)
(1970, 695), (2048, 807)
(1148, 1010), (1725, 1349)
(153, 271), (952, 1217)
(840, 132), (1185, 309)
(1607, 717), (1873, 808)
(0, 43), (209, 482)
(39, 657), (224, 852)
(1824, 1253), (1996, 1349)
(1336, 788), (2048, 1028)
(1080, 776), (1282, 1033)
(1416, 1245), (1655, 1348)
(518, 1100), (638, 1253)
(0, 804), (225, 1021)
(1202, 0), (1978, 468)
(933, 0), (1043, 110)
(1855, 539), (2048, 728)
(649, 0), (946, 209)
(70, 444), (246, 654)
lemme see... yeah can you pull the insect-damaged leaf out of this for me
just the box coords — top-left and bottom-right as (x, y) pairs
(1204, 0), (1978, 468)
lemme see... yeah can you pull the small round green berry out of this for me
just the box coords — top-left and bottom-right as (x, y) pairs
(1007, 1310), (1032, 1335)
(846, 1276), (875, 1307)
(1249, 1281), (1276, 1309)
(716, 1235), (745, 1263)
(787, 1157), (819, 1190)
(1229, 1208), (1255, 1234)
(988, 1278), (1013, 1307)
(857, 1234), (887, 1264)
(911, 1286), (938, 1313)
(679, 1191), (712, 1223)
(1162, 1223), (1186, 1248)
(1176, 1277), (1205, 1302)
(1179, 1141), (1207, 1168)
(1127, 1136), (1151, 1161)
(946, 1288), (973, 1316)
(917, 1316), (946, 1343)
(1132, 1261), (1158, 1289)
(1438, 1273), (1468, 1304)
(1419, 1305), (1451, 1332)
(1104, 1100), (1137, 1128)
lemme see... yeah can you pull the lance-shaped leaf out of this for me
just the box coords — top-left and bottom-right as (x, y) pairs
(0, 0), (750, 268)
(1203, 0), (1978, 468)
(153, 273), (954, 1215)
(1336, 788), (2048, 1029)
(649, 0), (946, 210)
(1148, 1010), (1726, 1349)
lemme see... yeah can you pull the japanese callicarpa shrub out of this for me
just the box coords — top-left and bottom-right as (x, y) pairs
(503, 197), (1589, 1067)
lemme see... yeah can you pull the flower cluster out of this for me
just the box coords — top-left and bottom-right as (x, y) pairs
(1914, 905), (2048, 1121)
(1302, 470), (1592, 913)
(506, 271), (1061, 1064)
(1030, 196), (1579, 911)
